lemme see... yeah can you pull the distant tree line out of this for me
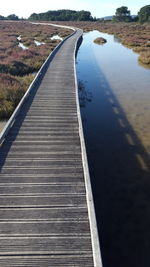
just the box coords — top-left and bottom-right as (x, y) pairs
(113, 5), (150, 23)
(29, 10), (94, 21)
(0, 14), (19, 20)
(1, 5), (150, 23)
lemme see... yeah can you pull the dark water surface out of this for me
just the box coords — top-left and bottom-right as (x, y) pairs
(76, 31), (150, 267)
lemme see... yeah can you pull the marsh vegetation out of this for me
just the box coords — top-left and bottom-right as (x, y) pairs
(0, 21), (72, 119)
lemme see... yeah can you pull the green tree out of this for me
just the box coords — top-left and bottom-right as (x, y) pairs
(7, 14), (19, 20)
(138, 5), (150, 23)
(0, 15), (5, 20)
(113, 6), (132, 22)
(29, 9), (93, 21)
(77, 11), (92, 21)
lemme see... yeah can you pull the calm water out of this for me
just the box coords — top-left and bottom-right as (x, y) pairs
(76, 31), (150, 267)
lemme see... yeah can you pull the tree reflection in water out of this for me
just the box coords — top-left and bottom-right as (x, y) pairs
(78, 80), (92, 108)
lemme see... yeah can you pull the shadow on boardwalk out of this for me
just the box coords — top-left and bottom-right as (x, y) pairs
(79, 67), (150, 267)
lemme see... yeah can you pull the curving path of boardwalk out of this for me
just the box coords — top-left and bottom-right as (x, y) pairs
(0, 26), (102, 266)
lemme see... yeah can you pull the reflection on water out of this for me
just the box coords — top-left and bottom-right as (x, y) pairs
(76, 31), (150, 267)
(78, 80), (92, 107)
(113, 35), (121, 43)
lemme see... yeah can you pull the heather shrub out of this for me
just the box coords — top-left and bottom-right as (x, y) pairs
(0, 73), (33, 118)
(139, 51), (150, 65)
(0, 21), (72, 119)
(0, 100), (14, 119)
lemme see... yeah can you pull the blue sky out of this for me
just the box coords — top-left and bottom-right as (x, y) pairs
(1, 0), (150, 18)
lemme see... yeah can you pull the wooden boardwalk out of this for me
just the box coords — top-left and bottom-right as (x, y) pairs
(0, 28), (102, 266)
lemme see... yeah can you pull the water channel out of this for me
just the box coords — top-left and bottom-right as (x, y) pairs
(76, 31), (150, 267)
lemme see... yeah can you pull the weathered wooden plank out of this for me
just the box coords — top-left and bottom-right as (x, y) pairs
(0, 221), (90, 236)
(0, 207), (88, 220)
(6, 136), (79, 142)
(0, 236), (92, 253)
(0, 158), (82, 168)
(0, 145), (81, 153)
(4, 140), (80, 146)
(0, 176), (84, 184)
(0, 255), (94, 267)
(0, 194), (86, 207)
(7, 130), (79, 136)
(0, 184), (85, 194)
(0, 168), (83, 176)
(0, 152), (81, 159)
